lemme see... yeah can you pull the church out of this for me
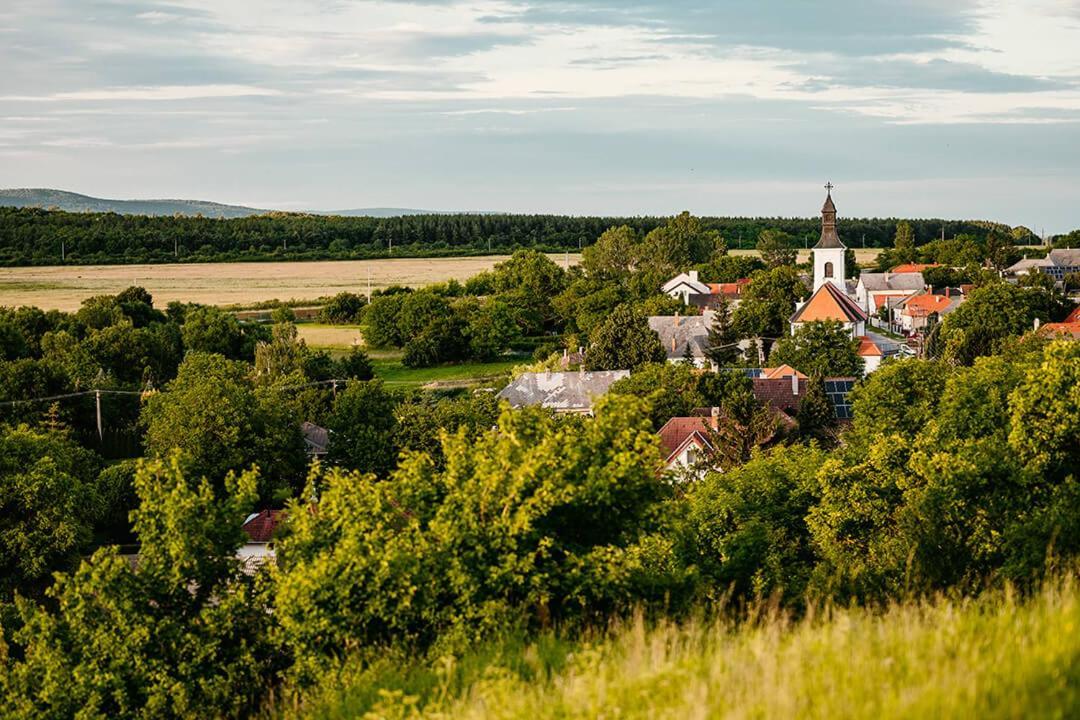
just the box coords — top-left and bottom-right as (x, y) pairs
(790, 185), (889, 373)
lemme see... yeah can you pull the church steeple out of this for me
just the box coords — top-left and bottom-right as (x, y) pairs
(814, 182), (844, 249)
(812, 182), (846, 292)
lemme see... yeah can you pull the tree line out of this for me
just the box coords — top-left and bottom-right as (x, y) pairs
(0, 205), (1025, 266)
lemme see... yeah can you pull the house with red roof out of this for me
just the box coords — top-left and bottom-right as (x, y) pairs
(897, 291), (963, 334)
(790, 282), (868, 338)
(657, 413), (719, 481)
(239, 509), (286, 570)
(890, 263), (940, 274)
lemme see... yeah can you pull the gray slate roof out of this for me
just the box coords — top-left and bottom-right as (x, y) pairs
(858, 272), (926, 292)
(497, 370), (630, 412)
(648, 313), (712, 360)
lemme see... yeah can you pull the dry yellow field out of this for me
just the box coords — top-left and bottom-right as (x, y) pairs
(0, 255), (582, 312)
(730, 248), (884, 265)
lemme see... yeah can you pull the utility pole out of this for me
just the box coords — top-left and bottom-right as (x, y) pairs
(95, 390), (102, 441)
(174, 236), (179, 258)
(61, 240), (65, 262)
(367, 267), (372, 301)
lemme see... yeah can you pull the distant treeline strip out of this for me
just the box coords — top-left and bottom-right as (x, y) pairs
(0, 206), (1004, 266)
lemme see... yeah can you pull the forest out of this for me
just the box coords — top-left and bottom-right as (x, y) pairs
(0, 215), (1078, 718)
(0, 205), (1039, 266)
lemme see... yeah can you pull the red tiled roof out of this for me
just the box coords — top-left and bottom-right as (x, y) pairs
(657, 417), (714, 461)
(890, 263), (940, 273)
(791, 283), (868, 324)
(752, 377), (806, 413)
(705, 279), (751, 297)
(761, 364), (807, 380)
(857, 336), (883, 357)
(1038, 322), (1080, 339)
(903, 293), (952, 318)
(1066, 306), (1080, 324)
(242, 509), (286, 543)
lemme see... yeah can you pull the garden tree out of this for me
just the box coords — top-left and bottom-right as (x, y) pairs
(402, 313), (468, 368)
(180, 306), (246, 359)
(94, 460), (139, 546)
(114, 286), (167, 328)
(1064, 272), (1080, 291)
(685, 444), (826, 604)
(397, 290), (454, 340)
(846, 359), (950, 443)
(393, 391), (502, 467)
(254, 322), (306, 380)
(755, 229), (797, 267)
(552, 278), (623, 337)
(1018, 269), (1057, 292)
(584, 304), (666, 371)
(361, 293), (406, 348)
(704, 297), (739, 366)
(461, 297), (521, 361)
(75, 294), (126, 331)
(274, 396), (688, 677)
(893, 221), (916, 263)
(0, 358), (75, 427)
(0, 314), (29, 361)
(631, 212), (723, 296)
(319, 292), (367, 324)
(922, 266), (971, 289)
(327, 380), (398, 475)
(141, 352), (305, 500)
(705, 382), (782, 471)
(693, 254), (764, 283)
(490, 249), (567, 332)
(1008, 340), (1080, 481)
(768, 320), (863, 378)
(0, 456), (280, 719)
(607, 364), (751, 431)
(82, 320), (183, 386)
(796, 376), (837, 444)
(0, 425), (103, 599)
(936, 283), (1066, 365)
(332, 346), (375, 380)
(985, 231), (1017, 272)
(581, 225), (639, 280)
(733, 266), (808, 350)
(270, 306), (296, 324)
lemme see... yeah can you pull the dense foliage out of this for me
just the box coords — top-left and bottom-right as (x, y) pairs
(0, 206), (1006, 266)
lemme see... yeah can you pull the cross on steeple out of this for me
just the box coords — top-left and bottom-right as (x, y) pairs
(824, 181), (834, 194)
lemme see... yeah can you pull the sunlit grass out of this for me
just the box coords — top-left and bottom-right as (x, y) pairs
(281, 577), (1080, 719)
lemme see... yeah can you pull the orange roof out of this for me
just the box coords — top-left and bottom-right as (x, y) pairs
(1066, 306), (1080, 324)
(903, 294), (952, 318)
(857, 336), (883, 356)
(790, 283), (868, 324)
(1038, 322), (1080, 339)
(706, 279), (750, 297)
(890, 263), (940, 273)
(761, 364), (808, 379)
(872, 292), (914, 311)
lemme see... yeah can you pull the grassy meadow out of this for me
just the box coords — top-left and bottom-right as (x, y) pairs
(282, 577), (1080, 720)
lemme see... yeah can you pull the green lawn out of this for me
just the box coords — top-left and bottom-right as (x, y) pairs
(371, 357), (521, 386)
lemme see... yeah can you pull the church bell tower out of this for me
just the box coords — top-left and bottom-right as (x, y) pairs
(813, 182), (846, 292)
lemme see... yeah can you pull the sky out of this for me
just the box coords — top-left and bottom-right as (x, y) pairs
(2, 0), (1080, 231)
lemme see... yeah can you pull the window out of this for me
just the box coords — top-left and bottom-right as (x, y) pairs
(824, 261), (834, 278)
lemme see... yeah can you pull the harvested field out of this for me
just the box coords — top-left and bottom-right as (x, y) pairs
(0, 255), (582, 312)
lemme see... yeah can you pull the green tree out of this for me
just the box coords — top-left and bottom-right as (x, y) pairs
(686, 444), (826, 604)
(0, 456), (279, 719)
(462, 298), (521, 361)
(361, 293), (406, 348)
(705, 297), (739, 367)
(319, 292), (367, 324)
(937, 283), (1062, 365)
(333, 346), (375, 380)
(275, 397), (684, 677)
(796, 376), (836, 443)
(756, 229), (797, 267)
(585, 305), (666, 371)
(181, 306), (245, 359)
(327, 380), (398, 475)
(768, 320), (863, 378)
(581, 225), (639, 280)
(254, 323), (306, 380)
(733, 266), (808, 347)
(0, 425), (103, 599)
(893, 221), (916, 263)
(141, 352), (305, 499)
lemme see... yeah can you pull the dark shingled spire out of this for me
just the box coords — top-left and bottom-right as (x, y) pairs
(814, 183), (845, 249)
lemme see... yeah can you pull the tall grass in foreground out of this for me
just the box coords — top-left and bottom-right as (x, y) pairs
(283, 577), (1080, 720)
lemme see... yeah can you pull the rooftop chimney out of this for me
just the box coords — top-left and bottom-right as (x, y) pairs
(1034, 318), (1041, 331)
(792, 374), (800, 396)
(946, 287), (951, 298)
(689, 270), (699, 282)
(710, 406), (720, 429)
(674, 311), (681, 327)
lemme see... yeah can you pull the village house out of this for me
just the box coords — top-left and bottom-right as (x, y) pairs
(896, 291), (963, 334)
(661, 271), (711, 305)
(648, 311), (714, 367)
(662, 271), (749, 310)
(854, 271), (926, 316)
(301, 421), (329, 459)
(657, 412), (719, 481)
(496, 369), (630, 414)
(1006, 249), (1080, 283)
(238, 509), (285, 571)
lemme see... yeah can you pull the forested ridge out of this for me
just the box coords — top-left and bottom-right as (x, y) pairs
(0, 206), (1021, 266)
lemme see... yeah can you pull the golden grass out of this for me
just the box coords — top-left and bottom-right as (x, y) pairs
(0, 255), (582, 312)
(296, 324), (365, 350)
(288, 577), (1080, 720)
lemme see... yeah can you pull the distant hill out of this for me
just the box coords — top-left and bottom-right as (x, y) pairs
(0, 189), (466, 219)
